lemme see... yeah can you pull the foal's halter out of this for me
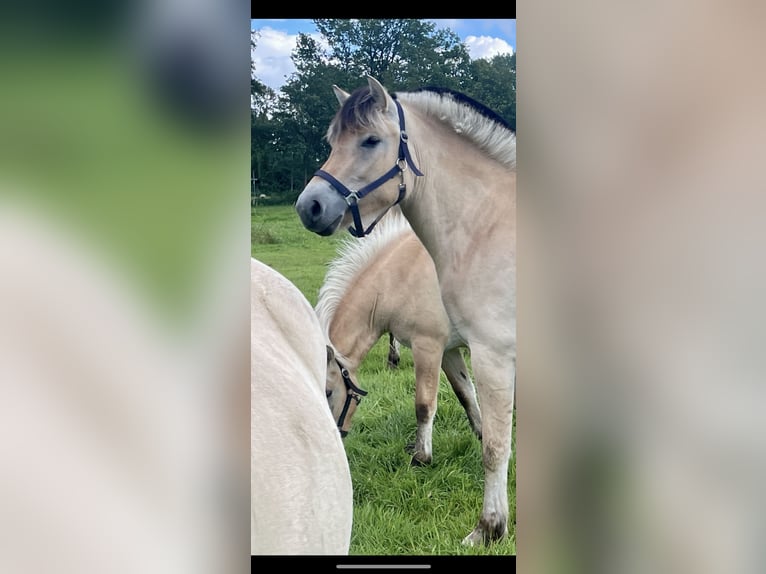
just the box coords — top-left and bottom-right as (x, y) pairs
(334, 359), (368, 438)
(314, 99), (424, 238)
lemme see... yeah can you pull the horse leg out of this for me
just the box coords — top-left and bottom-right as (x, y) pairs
(441, 347), (482, 440)
(387, 333), (401, 369)
(408, 338), (444, 466)
(461, 343), (515, 546)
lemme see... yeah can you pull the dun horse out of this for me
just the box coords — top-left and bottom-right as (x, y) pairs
(251, 257), (353, 554)
(296, 77), (515, 545)
(317, 208), (482, 465)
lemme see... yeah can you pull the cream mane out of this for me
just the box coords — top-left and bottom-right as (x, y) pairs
(395, 89), (516, 170)
(315, 207), (412, 348)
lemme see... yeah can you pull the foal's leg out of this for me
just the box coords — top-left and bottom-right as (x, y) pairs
(462, 343), (515, 546)
(408, 338), (444, 466)
(441, 347), (482, 439)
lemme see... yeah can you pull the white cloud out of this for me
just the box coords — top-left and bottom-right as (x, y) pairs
(251, 27), (298, 91)
(464, 35), (514, 60)
(251, 27), (330, 91)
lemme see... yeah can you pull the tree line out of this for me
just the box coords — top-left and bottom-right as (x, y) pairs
(251, 19), (516, 205)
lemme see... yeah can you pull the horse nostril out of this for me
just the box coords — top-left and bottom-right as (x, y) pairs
(311, 200), (322, 219)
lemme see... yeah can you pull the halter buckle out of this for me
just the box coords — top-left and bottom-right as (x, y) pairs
(345, 191), (359, 206)
(397, 158), (408, 172)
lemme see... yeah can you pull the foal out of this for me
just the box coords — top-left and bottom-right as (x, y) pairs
(317, 209), (482, 465)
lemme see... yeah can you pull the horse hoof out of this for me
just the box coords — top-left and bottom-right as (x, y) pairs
(410, 455), (431, 467)
(461, 530), (481, 547)
(461, 522), (508, 546)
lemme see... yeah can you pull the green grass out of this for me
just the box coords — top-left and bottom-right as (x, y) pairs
(252, 204), (345, 307)
(253, 205), (516, 556)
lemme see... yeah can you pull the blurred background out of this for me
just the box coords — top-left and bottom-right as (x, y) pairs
(0, 0), (249, 571)
(518, 1), (766, 573)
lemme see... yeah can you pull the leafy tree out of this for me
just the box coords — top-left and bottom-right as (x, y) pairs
(468, 52), (516, 130)
(313, 19), (471, 91)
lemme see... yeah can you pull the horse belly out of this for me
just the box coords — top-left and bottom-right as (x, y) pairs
(439, 260), (515, 350)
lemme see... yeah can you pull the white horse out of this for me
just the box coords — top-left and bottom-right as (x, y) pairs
(295, 77), (516, 546)
(251, 257), (353, 555)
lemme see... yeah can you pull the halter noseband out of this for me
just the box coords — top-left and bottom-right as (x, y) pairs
(334, 359), (368, 438)
(314, 99), (424, 238)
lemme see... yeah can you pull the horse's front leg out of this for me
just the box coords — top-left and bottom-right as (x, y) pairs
(407, 337), (445, 466)
(462, 342), (515, 546)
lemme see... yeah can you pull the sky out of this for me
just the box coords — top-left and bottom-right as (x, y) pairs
(251, 19), (516, 92)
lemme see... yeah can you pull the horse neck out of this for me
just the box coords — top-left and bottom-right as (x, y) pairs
(327, 291), (384, 372)
(398, 105), (514, 271)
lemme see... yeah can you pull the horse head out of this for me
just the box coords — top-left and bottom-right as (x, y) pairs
(325, 345), (367, 437)
(296, 76), (422, 238)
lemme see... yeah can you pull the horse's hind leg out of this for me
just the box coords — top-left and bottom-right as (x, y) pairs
(407, 338), (444, 466)
(462, 343), (515, 546)
(441, 347), (482, 440)
(387, 333), (401, 369)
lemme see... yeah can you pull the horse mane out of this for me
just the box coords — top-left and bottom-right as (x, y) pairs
(394, 88), (516, 169)
(327, 85), (516, 170)
(327, 86), (386, 144)
(315, 207), (412, 351)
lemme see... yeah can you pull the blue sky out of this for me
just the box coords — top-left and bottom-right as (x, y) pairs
(251, 19), (516, 91)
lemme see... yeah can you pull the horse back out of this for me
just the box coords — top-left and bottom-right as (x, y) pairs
(251, 258), (353, 555)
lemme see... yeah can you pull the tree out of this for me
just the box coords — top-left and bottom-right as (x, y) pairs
(251, 29), (287, 198)
(251, 29), (277, 115)
(468, 52), (516, 130)
(313, 19), (471, 91)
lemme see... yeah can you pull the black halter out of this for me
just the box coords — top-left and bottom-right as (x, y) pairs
(334, 358), (368, 438)
(314, 99), (424, 238)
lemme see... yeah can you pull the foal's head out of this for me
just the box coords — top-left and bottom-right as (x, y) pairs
(324, 345), (364, 437)
(296, 76), (411, 237)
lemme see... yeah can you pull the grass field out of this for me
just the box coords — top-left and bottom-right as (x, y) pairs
(252, 204), (516, 556)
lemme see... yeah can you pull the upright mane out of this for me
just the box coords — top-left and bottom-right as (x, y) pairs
(395, 88), (516, 169)
(327, 85), (516, 169)
(315, 207), (412, 347)
(327, 86), (386, 144)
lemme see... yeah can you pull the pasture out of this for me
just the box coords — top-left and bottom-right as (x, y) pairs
(252, 204), (516, 555)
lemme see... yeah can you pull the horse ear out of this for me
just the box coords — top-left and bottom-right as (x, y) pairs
(367, 75), (390, 112)
(326, 344), (335, 363)
(332, 85), (350, 106)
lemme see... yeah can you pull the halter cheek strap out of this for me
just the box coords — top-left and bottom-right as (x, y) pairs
(334, 359), (368, 437)
(314, 99), (424, 238)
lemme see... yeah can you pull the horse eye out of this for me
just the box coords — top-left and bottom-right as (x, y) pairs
(326, 390), (333, 398)
(361, 136), (380, 148)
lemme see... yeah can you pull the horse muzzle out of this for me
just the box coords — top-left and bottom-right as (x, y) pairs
(295, 183), (347, 235)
